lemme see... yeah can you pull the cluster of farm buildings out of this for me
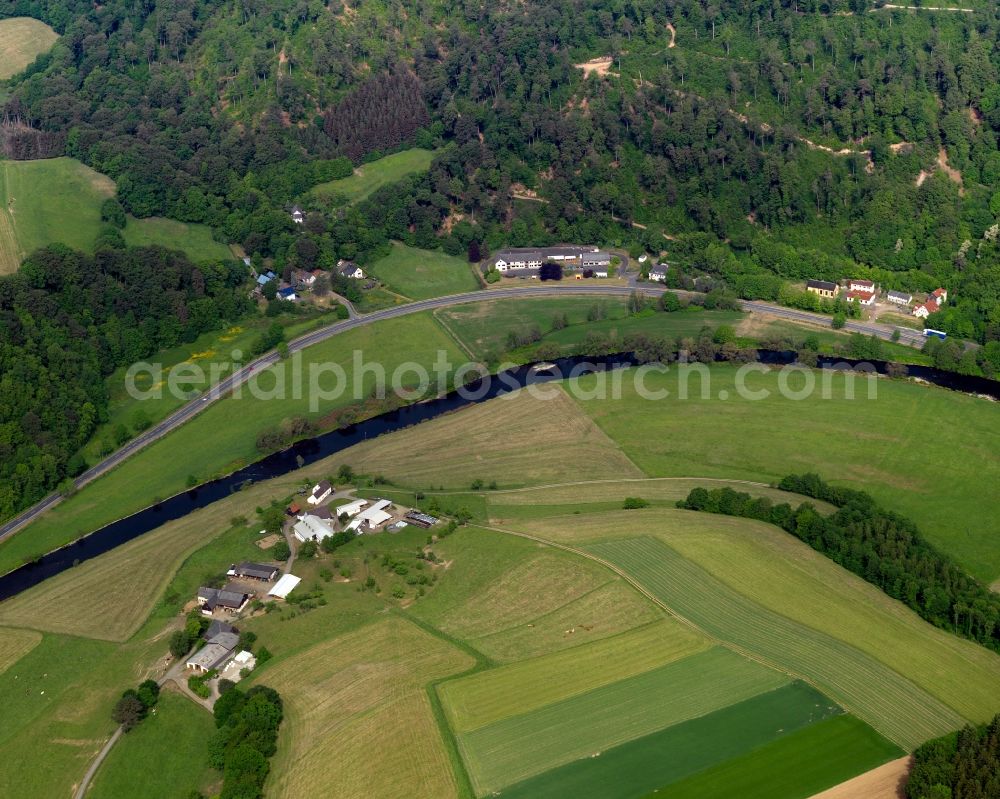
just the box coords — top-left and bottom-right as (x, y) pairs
(184, 619), (258, 679)
(806, 278), (949, 318)
(289, 481), (438, 543)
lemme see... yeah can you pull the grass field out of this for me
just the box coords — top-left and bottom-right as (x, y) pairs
(0, 157), (115, 273)
(123, 216), (233, 262)
(311, 148), (436, 203)
(87, 691), (216, 799)
(0, 627), (41, 675)
(571, 365), (1000, 582)
(0, 474), (308, 641)
(336, 387), (642, 490)
(259, 617), (473, 799)
(499, 682), (849, 799)
(654, 715), (903, 799)
(0, 312), (466, 574)
(585, 536), (967, 750)
(458, 646), (791, 794)
(0, 630), (167, 799)
(439, 620), (709, 733)
(435, 298), (744, 360)
(369, 241), (480, 300)
(0, 17), (58, 79)
(657, 510), (1000, 725)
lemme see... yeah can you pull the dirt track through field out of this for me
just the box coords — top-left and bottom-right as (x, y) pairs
(808, 756), (911, 799)
(0, 167), (22, 274)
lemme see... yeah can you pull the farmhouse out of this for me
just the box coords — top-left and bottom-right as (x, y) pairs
(806, 280), (839, 298)
(198, 585), (252, 615)
(204, 620), (236, 639)
(335, 499), (368, 517)
(887, 290), (912, 306)
(338, 261), (365, 279)
(849, 278), (876, 293)
(268, 574), (301, 600)
(307, 480), (333, 505)
(231, 562), (280, 582)
(292, 513), (335, 543)
(186, 643), (232, 673)
(845, 290), (876, 307)
(346, 499), (393, 532)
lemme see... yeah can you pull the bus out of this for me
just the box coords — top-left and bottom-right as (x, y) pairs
(923, 328), (947, 340)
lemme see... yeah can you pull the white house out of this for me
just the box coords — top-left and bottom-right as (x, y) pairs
(931, 287), (948, 304)
(594, 268), (609, 278)
(291, 206), (304, 224)
(886, 290), (912, 306)
(338, 261), (365, 279)
(494, 249), (543, 272)
(913, 302), (935, 319)
(845, 290), (876, 307)
(648, 268), (667, 282)
(292, 514), (335, 543)
(307, 481), (333, 506)
(848, 278), (876, 293)
(335, 499), (368, 518)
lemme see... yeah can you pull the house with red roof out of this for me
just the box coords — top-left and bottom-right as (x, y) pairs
(845, 290), (876, 307)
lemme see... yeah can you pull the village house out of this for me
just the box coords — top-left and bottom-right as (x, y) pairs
(848, 278), (876, 293)
(845, 290), (876, 307)
(230, 562), (280, 582)
(913, 288), (949, 319)
(308, 481), (333, 505)
(338, 260), (365, 279)
(290, 206), (304, 224)
(648, 267), (668, 283)
(293, 269), (317, 288)
(886, 290), (912, 306)
(806, 280), (839, 299)
(292, 513), (335, 543)
(277, 286), (298, 301)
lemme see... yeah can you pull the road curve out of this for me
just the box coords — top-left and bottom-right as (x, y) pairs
(0, 283), (923, 543)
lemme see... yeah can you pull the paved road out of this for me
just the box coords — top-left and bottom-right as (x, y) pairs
(0, 283), (925, 543)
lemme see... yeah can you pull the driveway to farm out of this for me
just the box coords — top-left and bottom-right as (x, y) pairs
(0, 284), (926, 544)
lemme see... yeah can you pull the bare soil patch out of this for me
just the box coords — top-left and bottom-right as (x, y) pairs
(808, 756), (911, 799)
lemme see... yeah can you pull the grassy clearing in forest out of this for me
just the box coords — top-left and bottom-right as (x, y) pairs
(0, 17), (58, 79)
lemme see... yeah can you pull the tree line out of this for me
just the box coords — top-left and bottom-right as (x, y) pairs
(677, 474), (1000, 653)
(907, 716), (1000, 799)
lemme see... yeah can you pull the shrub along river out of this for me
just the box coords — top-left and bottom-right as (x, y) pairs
(0, 352), (996, 601)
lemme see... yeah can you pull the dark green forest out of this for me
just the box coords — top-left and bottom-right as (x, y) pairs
(0, 246), (250, 520)
(907, 716), (1000, 799)
(2, 0), (1000, 343)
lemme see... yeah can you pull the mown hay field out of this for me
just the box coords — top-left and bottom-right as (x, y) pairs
(337, 387), (643, 490)
(572, 366), (1000, 583)
(0, 627), (41, 675)
(657, 714), (903, 799)
(260, 617), (474, 799)
(0, 474), (305, 641)
(659, 510), (1000, 724)
(458, 646), (790, 795)
(585, 536), (966, 750)
(0, 17), (58, 79)
(499, 682), (846, 799)
(440, 620), (709, 733)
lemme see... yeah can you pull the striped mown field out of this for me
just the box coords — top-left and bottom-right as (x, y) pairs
(0, 17), (58, 79)
(585, 536), (968, 750)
